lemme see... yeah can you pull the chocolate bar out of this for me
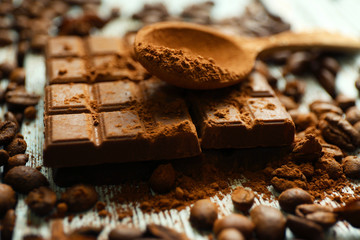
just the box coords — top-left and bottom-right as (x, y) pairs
(188, 72), (295, 148)
(44, 79), (201, 167)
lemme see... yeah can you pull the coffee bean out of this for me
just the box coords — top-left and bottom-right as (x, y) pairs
(6, 153), (29, 170)
(5, 88), (40, 110)
(0, 62), (15, 78)
(306, 211), (338, 229)
(1, 209), (16, 240)
(287, 214), (324, 240)
(25, 187), (56, 216)
(309, 100), (343, 118)
(334, 200), (360, 228)
(295, 204), (333, 218)
(279, 188), (313, 213)
(321, 143), (344, 161)
(190, 199), (218, 229)
(231, 187), (255, 213)
(149, 163), (176, 193)
(321, 56), (340, 75)
(316, 68), (337, 98)
(250, 205), (286, 240)
(0, 121), (17, 145)
(0, 87), (5, 103)
(346, 106), (360, 125)
(289, 111), (317, 132)
(6, 82), (18, 92)
(23, 234), (45, 240)
(218, 228), (245, 240)
(4, 166), (49, 193)
(265, 50), (291, 65)
(108, 226), (144, 240)
(0, 149), (9, 166)
(318, 112), (360, 151)
(9, 67), (26, 85)
(283, 79), (306, 102)
(354, 121), (360, 133)
(4, 111), (20, 131)
(24, 106), (37, 120)
(145, 224), (188, 240)
(213, 214), (254, 239)
(68, 226), (103, 239)
(17, 41), (29, 68)
(342, 155), (360, 179)
(277, 94), (298, 111)
(284, 51), (312, 75)
(61, 184), (98, 212)
(336, 94), (355, 112)
(0, 183), (16, 216)
(5, 137), (27, 156)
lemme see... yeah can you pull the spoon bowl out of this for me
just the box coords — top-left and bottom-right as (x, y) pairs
(135, 22), (360, 89)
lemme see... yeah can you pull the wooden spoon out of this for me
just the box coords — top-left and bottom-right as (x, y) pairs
(134, 21), (360, 90)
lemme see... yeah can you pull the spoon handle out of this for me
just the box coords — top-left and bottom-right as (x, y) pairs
(244, 31), (360, 57)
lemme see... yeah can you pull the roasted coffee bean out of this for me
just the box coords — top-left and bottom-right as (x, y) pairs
(316, 68), (337, 98)
(4, 166), (49, 193)
(5, 88), (40, 110)
(1, 209), (16, 240)
(309, 100), (343, 118)
(289, 111), (317, 132)
(250, 205), (286, 240)
(231, 187), (255, 213)
(5, 111), (20, 130)
(354, 121), (360, 133)
(145, 224), (188, 240)
(319, 112), (360, 151)
(271, 165), (308, 192)
(25, 187), (56, 216)
(108, 226), (144, 240)
(278, 188), (313, 213)
(346, 106), (360, 125)
(61, 184), (98, 212)
(149, 163), (176, 193)
(284, 51), (312, 75)
(23, 234), (45, 240)
(287, 214), (324, 240)
(17, 41), (29, 67)
(315, 155), (343, 179)
(0, 149), (9, 166)
(190, 199), (218, 229)
(0, 87), (6, 103)
(0, 183), (16, 216)
(30, 34), (48, 52)
(0, 62), (15, 78)
(321, 56), (340, 75)
(15, 112), (24, 126)
(5, 137), (27, 156)
(0, 121), (17, 145)
(0, 29), (12, 46)
(68, 226), (103, 239)
(336, 94), (355, 111)
(342, 155), (360, 179)
(306, 211), (338, 229)
(277, 94), (298, 111)
(283, 80), (306, 102)
(295, 204), (333, 218)
(334, 200), (360, 228)
(9, 67), (26, 85)
(321, 143), (344, 161)
(6, 153), (29, 170)
(24, 106), (37, 119)
(218, 228), (245, 240)
(264, 50), (292, 65)
(6, 82), (18, 92)
(213, 214), (254, 239)
(291, 134), (322, 161)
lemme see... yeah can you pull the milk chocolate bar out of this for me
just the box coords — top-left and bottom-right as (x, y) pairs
(188, 72), (295, 148)
(44, 79), (201, 167)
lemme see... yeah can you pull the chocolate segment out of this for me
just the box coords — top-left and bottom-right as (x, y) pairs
(44, 79), (201, 167)
(189, 72), (295, 148)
